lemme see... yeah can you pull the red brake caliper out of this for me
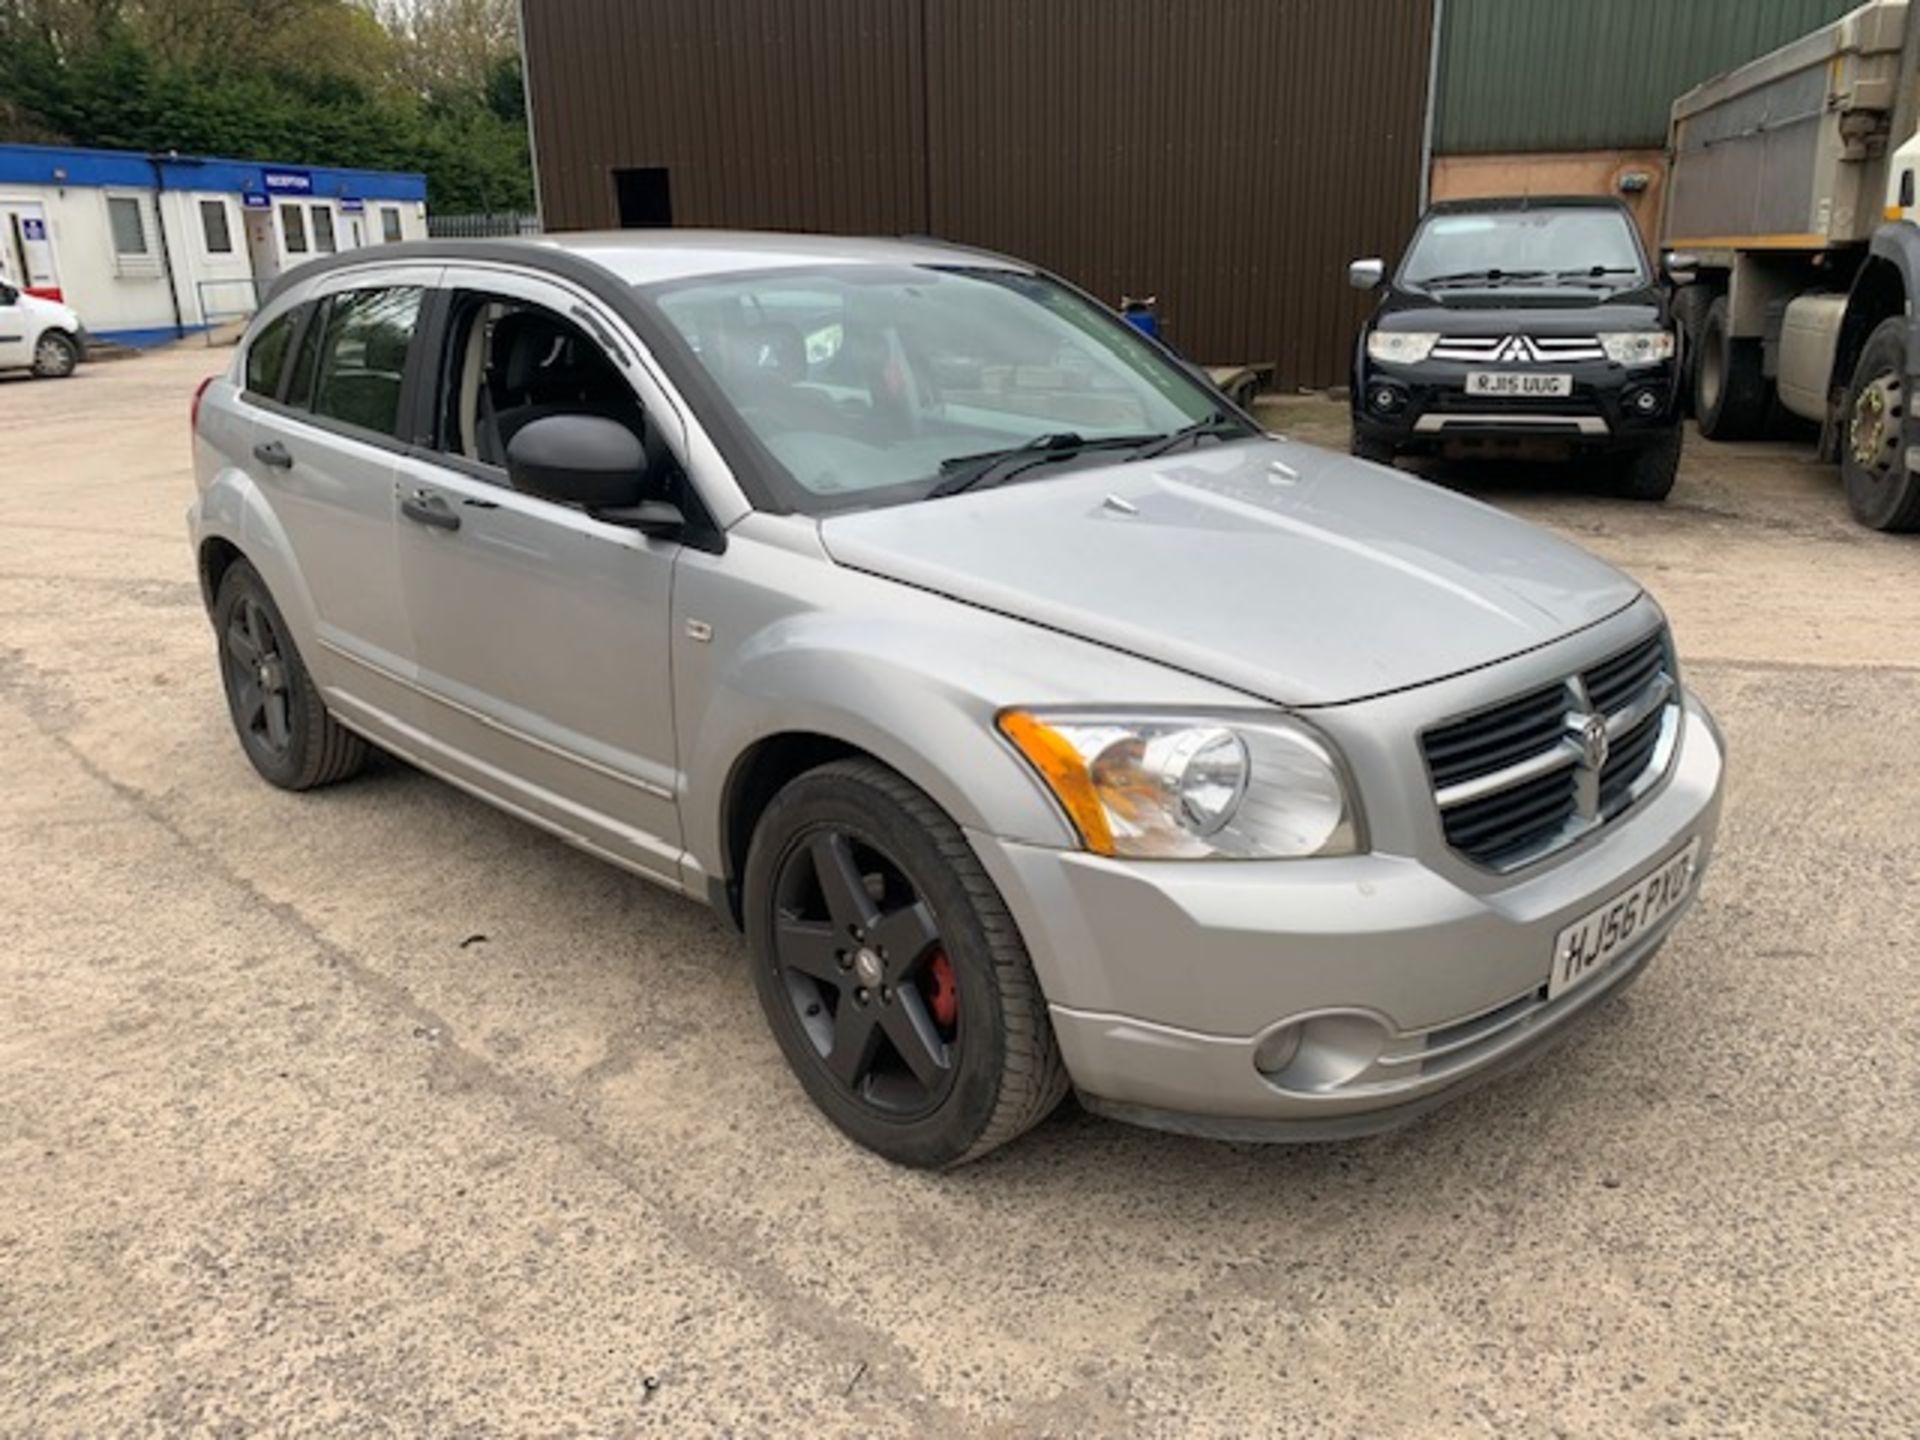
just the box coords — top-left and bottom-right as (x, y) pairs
(926, 949), (959, 1030)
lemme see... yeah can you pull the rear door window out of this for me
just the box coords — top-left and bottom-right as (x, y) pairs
(295, 286), (425, 438)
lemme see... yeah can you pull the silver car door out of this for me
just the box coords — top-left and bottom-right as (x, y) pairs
(243, 264), (442, 739)
(389, 266), (688, 886)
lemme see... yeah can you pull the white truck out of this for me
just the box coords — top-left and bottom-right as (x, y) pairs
(1664, 0), (1920, 530)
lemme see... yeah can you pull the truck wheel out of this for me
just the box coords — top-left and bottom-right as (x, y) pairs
(1610, 426), (1682, 502)
(1671, 286), (1714, 418)
(743, 758), (1068, 1168)
(1694, 296), (1770, 441)
(1840, 316), (1920, 532)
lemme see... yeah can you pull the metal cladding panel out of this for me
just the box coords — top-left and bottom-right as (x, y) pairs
(522, 0), (926, 234)
(924, 0), (1434, 386)
(1437, 0), (1863, 154)
(523, 0), (1432, 385)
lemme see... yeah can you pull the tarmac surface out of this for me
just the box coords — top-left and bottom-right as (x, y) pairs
(3, 347), (1916, 1437)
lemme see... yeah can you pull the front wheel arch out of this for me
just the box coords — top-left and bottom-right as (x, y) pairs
(198, 535), (247, 613)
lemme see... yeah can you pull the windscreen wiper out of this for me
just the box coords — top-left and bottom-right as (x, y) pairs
(1132, 410), (1253, 459)
(1553, 265), (1641, 281)
(1417, 268), (1549, 287)
(927, 431), (1162, 498)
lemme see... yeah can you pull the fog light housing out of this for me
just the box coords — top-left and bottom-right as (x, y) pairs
(1253, 1012), (1392, 1091)
(1253, 1023), (1303, 1076)
(1369, 383), (1407, 414)
(1624, 385), (1663, 416)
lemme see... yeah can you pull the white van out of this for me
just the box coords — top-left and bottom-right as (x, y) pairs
(0, 280), (85, 377)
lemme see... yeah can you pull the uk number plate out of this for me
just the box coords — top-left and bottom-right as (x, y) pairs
(1548, 839), (1701, 1001)
(1465, 371), (1572, 397)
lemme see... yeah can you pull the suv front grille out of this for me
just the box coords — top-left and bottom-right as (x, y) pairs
(1420, 629), (1679, 870)
(1430, 334), (1607, 364)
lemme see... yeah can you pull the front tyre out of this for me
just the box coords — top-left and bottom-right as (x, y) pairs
(1840, 316), (1920, 532)
(31, 330), (79, 379)
(1609, 426), (1681, 502)
(213, 560), (367, 789)
(743, 759), (1068, 1168)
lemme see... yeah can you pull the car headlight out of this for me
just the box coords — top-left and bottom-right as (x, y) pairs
(1599, 331), (1676, 365)
(1366, 331), (1439, 365)
(997, 710), (1363, 859)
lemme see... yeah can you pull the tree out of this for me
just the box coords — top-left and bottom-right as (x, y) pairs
(0, 0), (532, 213)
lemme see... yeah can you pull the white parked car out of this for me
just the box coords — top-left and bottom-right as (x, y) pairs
(0, 280), (86, 378)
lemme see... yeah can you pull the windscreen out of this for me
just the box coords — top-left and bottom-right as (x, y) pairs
(645, 265), (1222, 512)
(1402, 208), (1645, 286)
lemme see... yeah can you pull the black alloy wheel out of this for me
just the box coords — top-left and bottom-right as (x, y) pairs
(212, 560), (367, 789)
(768, 826), (961, 1118)
(743, 758), (1067, 1167)
(222, 592), (296, 762)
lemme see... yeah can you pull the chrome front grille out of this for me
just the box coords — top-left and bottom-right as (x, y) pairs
(1429, 334), (1607, 364)
(1421, 630), (1679, 870)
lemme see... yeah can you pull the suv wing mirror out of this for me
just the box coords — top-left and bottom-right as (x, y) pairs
(505, 414), (682, 536)
(1348, 257), (1385, 290)
(1662, 251), (1699, 286)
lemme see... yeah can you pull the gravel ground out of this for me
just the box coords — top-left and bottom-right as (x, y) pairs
(2, 348), (1916, 1437)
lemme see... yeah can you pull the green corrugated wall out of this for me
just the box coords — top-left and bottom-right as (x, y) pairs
(1436, 0), (1866, 153)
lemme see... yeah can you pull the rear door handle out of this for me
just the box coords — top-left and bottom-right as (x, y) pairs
(401, 489), (461, 532)
(252, 440), (293, 470)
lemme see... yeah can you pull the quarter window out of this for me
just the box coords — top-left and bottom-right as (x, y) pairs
(199, 199), (233, 255)
(280, 203), (308, 255)
(243, 308), (300, 398)
(301, 287), (424, 437)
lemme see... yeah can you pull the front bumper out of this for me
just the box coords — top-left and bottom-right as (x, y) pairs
(967, 692), (1725, 1140)
(1353, 355), (1679, 451)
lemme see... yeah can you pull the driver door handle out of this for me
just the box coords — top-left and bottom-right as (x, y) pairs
(401, 489), (461, 532)
(252, 440), (293, 470)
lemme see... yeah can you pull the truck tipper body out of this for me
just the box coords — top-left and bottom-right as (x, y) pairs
(1663, 0), (1920, 530)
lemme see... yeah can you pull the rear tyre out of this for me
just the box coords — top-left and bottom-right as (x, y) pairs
(213, 560), (367, 790)
(1608, 426), (1682, 502)
(1839, 316), (1920, 532)
(1350, 431), (1398, 467)
(743, 758), (1068, 1168)
(31, 330), (79, 379)
(1670, 285), (1714, 418)
(1693, 296), (1769, 441)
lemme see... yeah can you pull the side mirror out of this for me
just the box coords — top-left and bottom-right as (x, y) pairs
(1663, 251), (1698, 286)
(1348, 257), (1385, 290)
(0, 282), (18, 307)
(505, 412), (669, 522)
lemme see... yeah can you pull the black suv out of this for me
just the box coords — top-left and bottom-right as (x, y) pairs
(1349, 196), (1683, 500)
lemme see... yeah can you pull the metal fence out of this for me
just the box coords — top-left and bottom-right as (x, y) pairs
(427, 212), (542, 239)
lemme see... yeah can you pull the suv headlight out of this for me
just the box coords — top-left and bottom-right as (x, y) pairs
(1366, 330), (1439, 365)
(1599, 331), (1676, 365)
(997, 710), (1363, 859)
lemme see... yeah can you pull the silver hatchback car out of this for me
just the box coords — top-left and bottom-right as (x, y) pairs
(188, 234), (1725, 1167)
